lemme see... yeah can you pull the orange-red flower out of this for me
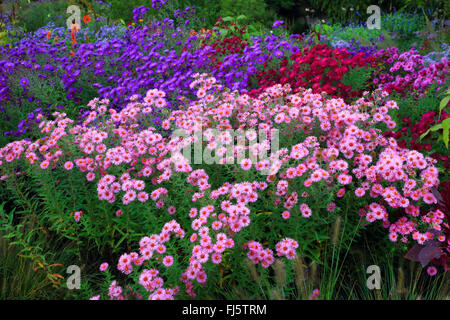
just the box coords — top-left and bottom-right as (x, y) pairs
(83, 14), (91, 24)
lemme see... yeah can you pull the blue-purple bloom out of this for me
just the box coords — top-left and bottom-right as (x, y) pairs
(273, 49), (284, 58)
(272, 20), (285, 29)
(19, 78), (29, 87)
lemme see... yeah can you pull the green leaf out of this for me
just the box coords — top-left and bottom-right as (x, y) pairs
(322, 24), (332, 36)
(439, 95), (450, 119)
(114, 234), (128, 249)
(419, 123), (442, 141)
(113, 225), (126, 236)
(236, 15), (247, 21)
(222, 16), (234, 22)
(442, 118), (450, 149)
(218, 28), (229, 37)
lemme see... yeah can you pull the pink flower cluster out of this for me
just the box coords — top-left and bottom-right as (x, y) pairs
(0, 73), (446, 298)
(181, 231), (235, 297)
(275, 238), (299, 259)
(373, 47), (449, 97)
(109, 220), (184, 300)
(244, 241), (275, 268)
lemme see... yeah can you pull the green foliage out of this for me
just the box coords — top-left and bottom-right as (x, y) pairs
(219, 0), (276, 29)
(391, 84), (443, 126)
(326, 11), (433, 52)
(308, 0), (373, 24)
(14, 0), (72, 32)
(0, 67), (84, 147)
(438, 89), (450, 119)
(383, 12), (426, 37)
(0, 203), (70, 299)
(420, 118), (450, 149)
(420, 90), (450, 149)
(205, 235), (449, 300)
(349, 247), (449, 300)
(399, 0), (448, 19)
(103, 0), (147, 23)
(214, 15), (266, 41)
(341, 66), (374, 93)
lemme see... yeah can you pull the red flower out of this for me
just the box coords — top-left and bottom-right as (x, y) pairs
(83, 14), (91, 24)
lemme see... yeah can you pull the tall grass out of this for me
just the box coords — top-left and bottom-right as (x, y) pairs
(202, 211), (448, 300)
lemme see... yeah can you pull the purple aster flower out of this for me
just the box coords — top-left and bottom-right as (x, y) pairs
(153, 116), (162, 125)
(43, 64), (54, 71)
(256, 56), (265, 64)
(272, 20), (285, 29)
(19, 78), (29, 87)
(273, 49), (284, 58)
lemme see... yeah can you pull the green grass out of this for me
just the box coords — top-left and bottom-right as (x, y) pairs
(0, 233), (69, 299)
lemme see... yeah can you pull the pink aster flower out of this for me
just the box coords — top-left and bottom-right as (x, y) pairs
(40, 160), (50, 170)
(326, 202), (336, 212)
(355, 187), (365, 197)
(100, 262), (109, 272)
(312, 289), (320, 299)
(168, 206), (176, 215)
(337, 174), (352, 185)
(86, 172), (95, 181)
(427, 266), (437, 276)
(240, 158), (252, 171)
(64, 161), (74, 170)
(73, 211), (82, 222)
(162, 255), (174, 267)
(337, 187), (346, 198)
(282, 210), (290, 219)
(211, 252), (222, 264)
(389, 232), (398, 242)
(137, 191), (149, 202)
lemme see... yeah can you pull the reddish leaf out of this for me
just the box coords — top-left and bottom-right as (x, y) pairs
(418, 246), (442, 267)
(405, 244), (423, 262)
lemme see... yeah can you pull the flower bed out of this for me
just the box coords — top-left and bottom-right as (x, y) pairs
(1, 73), (447, 299)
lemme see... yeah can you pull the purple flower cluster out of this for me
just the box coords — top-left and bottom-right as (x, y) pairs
(0, 8), (302, 139)
(132, 6), (151, 23)
(329, 35), (383, 57)
(152, 0), (169, 10)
